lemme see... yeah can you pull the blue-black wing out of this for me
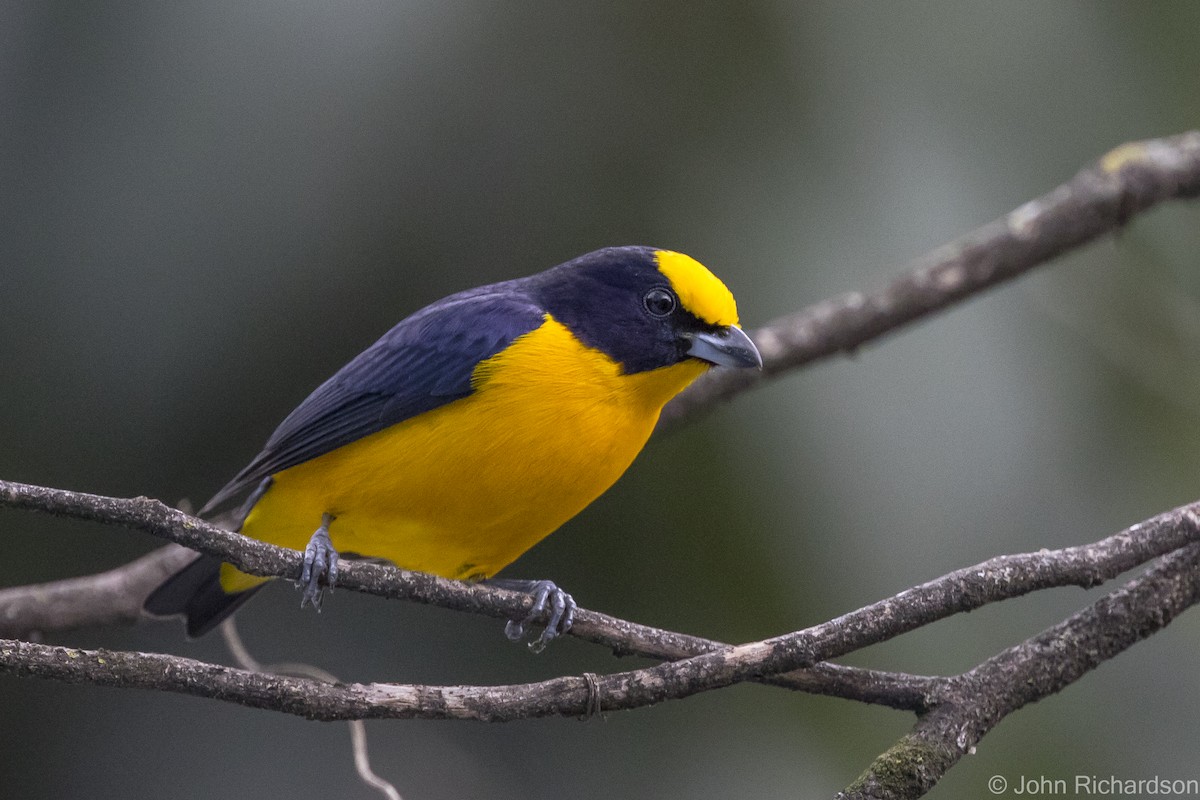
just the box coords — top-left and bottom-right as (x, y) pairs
(200, 283), (545, 515)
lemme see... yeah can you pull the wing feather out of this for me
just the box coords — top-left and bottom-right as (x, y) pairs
(200, 285), (543, 515)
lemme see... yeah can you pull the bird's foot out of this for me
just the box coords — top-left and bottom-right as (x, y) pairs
(297, 514), (339, 610)
(488, 578), (576, 653)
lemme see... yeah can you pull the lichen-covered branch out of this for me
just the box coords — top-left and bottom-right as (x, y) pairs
(840, 542), (1200, 800)
(663, 131), (1200, 426)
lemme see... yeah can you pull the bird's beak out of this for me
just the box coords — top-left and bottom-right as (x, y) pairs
(685, 325), (763, 369)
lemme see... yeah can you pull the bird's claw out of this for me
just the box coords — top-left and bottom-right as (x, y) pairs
(496, 579), (575, 653)
(297, 515), (339, 610)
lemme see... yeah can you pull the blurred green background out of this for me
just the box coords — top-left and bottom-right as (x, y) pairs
(3, 2), (1200, 798)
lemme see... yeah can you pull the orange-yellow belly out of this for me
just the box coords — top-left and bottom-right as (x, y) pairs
(221, 316), (708, 592)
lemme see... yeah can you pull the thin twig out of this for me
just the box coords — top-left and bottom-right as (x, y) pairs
(219, 620), (403, 800)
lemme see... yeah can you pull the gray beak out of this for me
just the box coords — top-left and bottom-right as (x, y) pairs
(685, 325), (763, 369)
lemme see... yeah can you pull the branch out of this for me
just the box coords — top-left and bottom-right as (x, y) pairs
(840, 542), (1200, 800)
(662, 131), (1200, 426)
(0, 545), (192, 638)
(3, 477), (1200, 723)
(9, 540), (1196, 735)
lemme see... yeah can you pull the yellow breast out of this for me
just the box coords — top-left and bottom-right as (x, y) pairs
(224, 315), (708, 592)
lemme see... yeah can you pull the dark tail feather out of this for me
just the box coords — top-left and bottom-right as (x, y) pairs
(144, 554), (263, 638)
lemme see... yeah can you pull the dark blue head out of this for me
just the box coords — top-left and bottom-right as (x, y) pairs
(529, 246), (760, 374)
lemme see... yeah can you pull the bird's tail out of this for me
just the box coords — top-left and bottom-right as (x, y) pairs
(143, 554), (263, 638)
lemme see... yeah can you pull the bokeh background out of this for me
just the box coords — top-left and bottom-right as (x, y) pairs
(4, 2), (1200, 798)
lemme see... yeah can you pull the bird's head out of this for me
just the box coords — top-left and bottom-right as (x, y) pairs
(533, 246), (762, 375)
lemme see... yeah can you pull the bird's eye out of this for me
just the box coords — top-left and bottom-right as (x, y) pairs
(642, 288), (677, 317)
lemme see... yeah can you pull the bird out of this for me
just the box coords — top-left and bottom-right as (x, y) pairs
(144, 246), (761, 646)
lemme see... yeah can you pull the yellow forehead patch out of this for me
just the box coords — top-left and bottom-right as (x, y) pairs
(653, 250), (739, 327)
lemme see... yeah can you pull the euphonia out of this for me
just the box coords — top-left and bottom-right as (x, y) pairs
(145, 246), (761, 644)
